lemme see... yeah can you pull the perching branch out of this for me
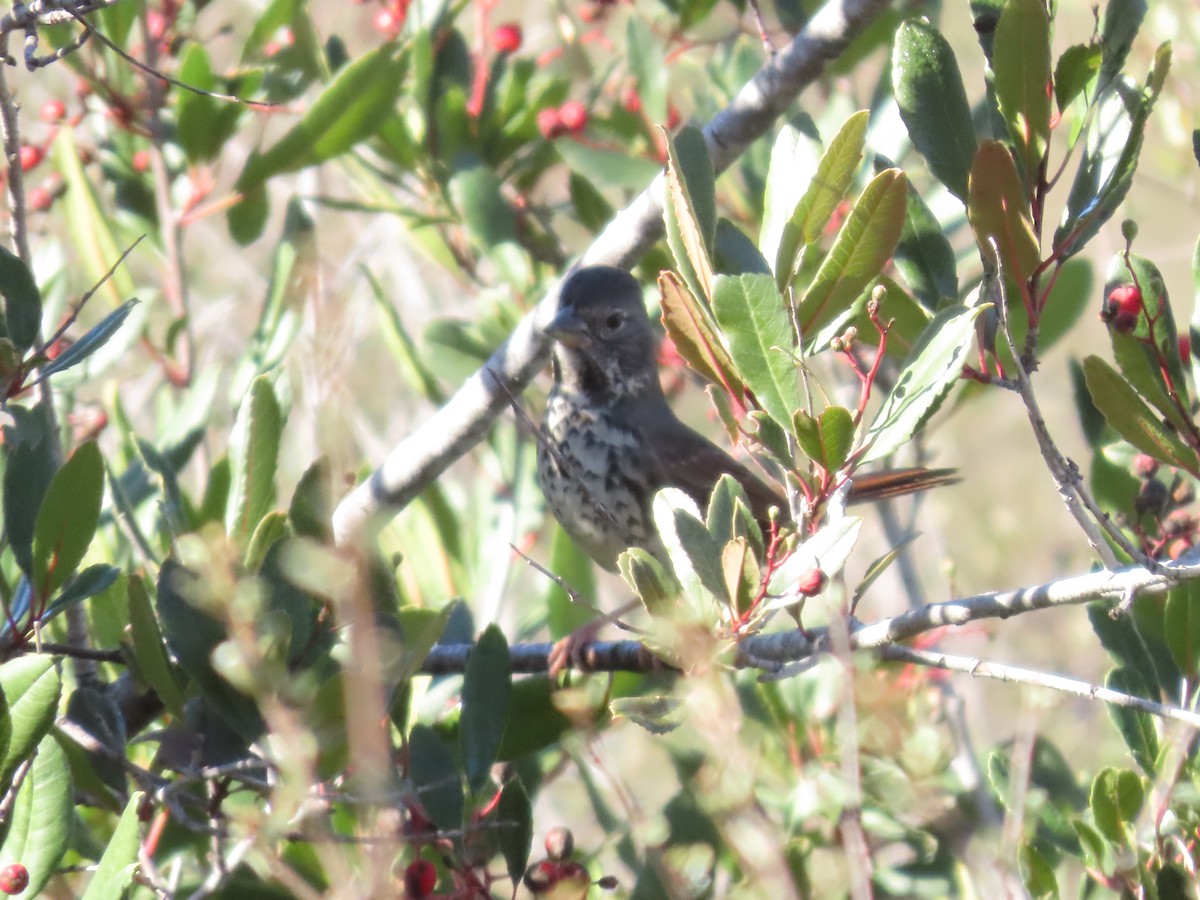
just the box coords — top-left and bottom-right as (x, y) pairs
(331, 0), (895, 545)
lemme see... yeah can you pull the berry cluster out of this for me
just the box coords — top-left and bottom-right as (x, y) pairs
(521, 827), (617, 895)
(1131, 453), (1199, 560)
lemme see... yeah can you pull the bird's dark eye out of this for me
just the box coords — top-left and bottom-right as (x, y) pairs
(604, 312), (624, 331)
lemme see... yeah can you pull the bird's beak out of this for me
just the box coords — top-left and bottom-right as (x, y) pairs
(544, 307), (589, 348)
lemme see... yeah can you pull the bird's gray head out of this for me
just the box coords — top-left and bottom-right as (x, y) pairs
(544, 266), (660, 401)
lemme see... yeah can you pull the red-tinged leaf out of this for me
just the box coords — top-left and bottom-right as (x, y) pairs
(993, 0), (1052, 185)
(968, 141), (1040, 282)
(658, 271), (743, 396)
(663, 126), (717, 302)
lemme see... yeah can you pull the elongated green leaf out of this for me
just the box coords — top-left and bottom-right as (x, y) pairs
(796, 168), (907, 335)
(0, 243), (41, 352)
(993, 0), (1051, 185)
(409, 725), (464, 830)
(32, 441), (104, 600)
(496, 778), (533, 889)
(664, 126), (717, 302)
(652, 488), (724, 615)
(0, 734), (72, 898)
(555, 140), (662, 190)
(760, 123), (821, 276)
(1082, 355), (1198, 473)
(627, 15), (667, 122)
(238, 42), (405, 188)
(2, 404), (56, 579)
(79, 790), (144, 900)
(771, 113), (869, 292)
(226, 375), (284, 547)
(968, 141), (1040, 281)
(364, 267), (444, 405)
(712, 273), (799, 430)
(0, 656), (61, 788)
(53, 128), (136, 307)
(892, 21), (977, 202)
(892, 178), (957, 309)
(1090, 766), (1143, 843)
(1054, 44), (1169, 260)
(862, 304), (983, 464)
(461, 625), (511, 794)
(127, 577), (186, 718)
(37, 298), (139, 380)
(1099, 0), (1147, 86)
(1106, 668), (1158, 777)
(1164, 581), (1200, 681)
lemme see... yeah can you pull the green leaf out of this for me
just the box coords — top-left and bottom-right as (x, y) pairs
(796, 168), (907, 335)
(546, 522), (598, 638)
(237, 42), (406, 189)
(764, 517), (862, 608)
(32, 440), (104, 600)
(862, 304), (983, 464)
(891, 177), (958, 309)
(447, 161), (516, 251)
(226, 375), (284, 547)
(968, 141), (1040, 282)
(627, 15), (667, 122)
(365, 267), (444, 405)
(3, 404), (57, 579)
(611, 695), (685, 735)
(408, 725), (464, 830)
(794, 406), (854, 474)
(664, 126), (717, 302)
(1089, 766), (1143, 843)
(0, 656), (61, 788)
(1105, 667), (1158, 776)
(712, 273), (799, 431)
(1054, 43), (1103, 112)
(555, 140), (662, 190)
(0, 734), (72, 898)
(618, 547), (681, 616)
(0, 243), (41, 352)
(461, 625), (511, 794)
(770, 112), (868, 292)
(495, 779), (533, 889)
(79, 791), (144, 900)
(714, 219), (771, 276)
(652, 488), (725, 614)
(38, 298), (140, 381)
(992, 0), (1052, 185)
(42, 564), (119, 625)
(127, 577), (186, 718)
(1088, 599), (1178, 698)
(495, 677), (575, 760)
(1082, 355), (1198, 473)
(892, 21), (977, 202)
(760, 122), (821, 277)
(176, 45), (260, 164)
(1099, 0), (1147, 86)
(156, 561), (264, 740)
(1017, 840), (1058, 899)
(1054, 45), (1170, 260)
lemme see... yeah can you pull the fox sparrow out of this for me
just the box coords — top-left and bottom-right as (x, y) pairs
(537, 265), (955, 572)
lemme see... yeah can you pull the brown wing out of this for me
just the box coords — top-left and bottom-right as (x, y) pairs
(641, 416), (785, 527)
(846, 467), (960, 503)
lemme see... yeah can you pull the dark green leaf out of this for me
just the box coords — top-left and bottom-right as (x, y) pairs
(38, 298), (140, 380)
(495, 779), (533, 888)
(892, 21), (977, 202)
(1089, 766), (1143, 843)
(32, 440), (104, 599)
(714, 219), (771, 276)
(495, 677), (575, 760)
(1100, 0), (1147, 86)
(0, 243), (42, 352)
(1054, 43), (1103, 112)
(408, 725), (463, 830)
(289, 456), (332, 542)
(448, 161), (516, 251)
(891, 176), (958, 309)
(1105, 667), (1158, 776)
(461, 625), (511, 794)
(2, 404), (56, 578)
(127, 576), (186, 718)
(42, 564), (119, 625)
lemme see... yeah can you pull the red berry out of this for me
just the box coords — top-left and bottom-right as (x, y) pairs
(0, 864), (28, 895)
(132, 150), (151, 173)
(1102, 283), (1142, 334)
(1180, 335), (1192, 366)
(494, 23), (522, 53)
(544, 826), (574, 861)
(27, 187), (52, 211)
(524, 860), (561, 893)
(40, 100), (66, 123)
(18, 146), (42, 172)
(666, 104), (682, 129)
(537, 107), (565, 139)
(1132, 454), (1159, 479)
(373, 6), (403, 36)
(621, 85), (641, 113)
(403, 859), (436, 898)
(558, 100), (588, 134)
(795, 567), (827, 598)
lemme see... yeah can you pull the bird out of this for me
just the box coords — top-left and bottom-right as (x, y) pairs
(537, 265), (956, 573)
